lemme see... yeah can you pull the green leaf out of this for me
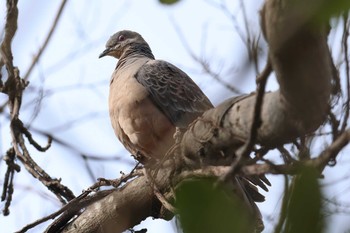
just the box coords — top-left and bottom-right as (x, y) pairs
(175, 179), (253, 233)
(159, 0), (180, 5)
(284, 167), (324, 233)
(315, 0), (350, 22)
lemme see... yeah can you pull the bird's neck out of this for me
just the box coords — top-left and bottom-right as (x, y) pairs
(117, 43), (155, 69)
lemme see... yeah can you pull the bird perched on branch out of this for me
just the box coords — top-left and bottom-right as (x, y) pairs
(99, 30), (213, 164)
(100, 30), (269, 231)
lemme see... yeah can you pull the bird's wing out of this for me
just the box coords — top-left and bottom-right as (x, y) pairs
(135, 60), (213, 127)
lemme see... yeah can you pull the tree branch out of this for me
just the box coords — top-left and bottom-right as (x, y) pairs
(22, 0), (68, 81)
(50, 125), (349, 233)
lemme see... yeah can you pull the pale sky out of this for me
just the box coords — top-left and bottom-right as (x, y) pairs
(1, 1), (350, 232)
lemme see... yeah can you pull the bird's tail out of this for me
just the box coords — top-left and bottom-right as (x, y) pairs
(233, 176), (269, 232)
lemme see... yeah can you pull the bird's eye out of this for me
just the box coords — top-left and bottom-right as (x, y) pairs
(118, 35), (125, 41)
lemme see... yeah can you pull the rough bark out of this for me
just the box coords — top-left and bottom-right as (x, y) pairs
(58, 0), (332, 232)
(60, 176), (158, 233)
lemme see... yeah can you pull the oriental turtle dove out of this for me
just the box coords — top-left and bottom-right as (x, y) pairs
(99, 30), (213, 163)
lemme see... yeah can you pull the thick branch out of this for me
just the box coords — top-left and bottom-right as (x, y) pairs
(60, 169), (170, 233)
(182, 0), (332, 159)
(56, 125), (349, 233)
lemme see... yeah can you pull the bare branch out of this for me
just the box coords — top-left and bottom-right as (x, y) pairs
(309, 129), (350, 172)
(204, 0), (247, 49)
(341, 12), (350, 133)
(1, 148), (18, 215)
(0, 0), (20, 215)
(17, 164), (142, 233)
(52, 125), (347, 233)
(171, 17), (242, 94)
(14, 119), (52, 152)
(223, 59), (272, 180)
(22, 0), (68, 81)
(205, 0), (263, 73)
(0, 0), (18, 80)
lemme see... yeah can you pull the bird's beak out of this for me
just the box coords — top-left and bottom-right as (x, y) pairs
(99, 48), (111, 58)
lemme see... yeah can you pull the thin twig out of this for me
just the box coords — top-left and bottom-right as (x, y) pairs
(277, 146), (296, 164)
(0, 0), (18, 78)
(1, 148), (18, 216)
(16, 133), (75, 204)
(239, 0), (259, 73)
(204, 0), (247, 49)
(179, 127), (350, 179)
(13, 118), (52, 151)
(144, 169), (177, 213)
(328, 110), (340, 141)
(223, 59), (272, 180)
(96, 167), (142, 189)
(17, 164), (142, 233)
(311, 128), (350, 172)
(16, 190), (111, 233)
(341, 12), (350, 133)
(170, 17), (242, 94)
(16, 121), (130, 163)
(0, 0), (21, 215)
(205, 0), (261, 73)
(22, 0), (68, 81)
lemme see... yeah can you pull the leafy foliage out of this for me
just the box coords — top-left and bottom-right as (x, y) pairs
(159, 0), (179, 5)
(316, 0), (350, 21)
(284, 167), (324, 233)
(175, 179), (253, 233)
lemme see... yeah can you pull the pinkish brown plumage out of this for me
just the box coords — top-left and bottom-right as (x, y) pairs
(100, 30), (212, 163)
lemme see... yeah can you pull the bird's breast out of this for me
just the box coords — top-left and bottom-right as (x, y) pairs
(108, 64), (175, 159)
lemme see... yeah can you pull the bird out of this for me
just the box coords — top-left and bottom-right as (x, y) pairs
(99, 30), (213, 164)
(99, 30), (270, 231)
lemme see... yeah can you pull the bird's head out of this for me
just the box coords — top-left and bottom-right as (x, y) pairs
(99, 30), (149, 59)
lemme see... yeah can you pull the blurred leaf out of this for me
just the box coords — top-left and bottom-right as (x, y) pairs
(291, 0), (350, 25)
(175, 179), (253, 233)
(315, 0), (350, 22)
(159, 0), (179, 5)
(284, 167), (324, 233)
